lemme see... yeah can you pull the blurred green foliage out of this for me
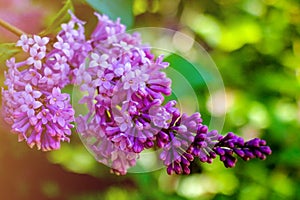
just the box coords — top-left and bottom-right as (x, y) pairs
(40, 0), (74, 36)
(1, 0), (300, 199)
(86, 0), (134, 27)
(0, 43), (20, 63)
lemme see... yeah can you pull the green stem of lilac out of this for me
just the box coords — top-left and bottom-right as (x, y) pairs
(0, 18), (26, 37)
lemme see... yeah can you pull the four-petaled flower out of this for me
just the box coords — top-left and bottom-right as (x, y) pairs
(54, 36), (72, 58)
(48, 87), (68, 109)
(93, 70), (114, 91)
(33, 35), (49, 51)
(122, 69), (149, 91)
(27, 47), (46, 69)
(89, 53), (109, 68)
(16, 34), (34, 52)
(20, 95), (42, 117)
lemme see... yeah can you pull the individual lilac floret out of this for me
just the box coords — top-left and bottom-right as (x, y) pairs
(16, 34), (34, 52)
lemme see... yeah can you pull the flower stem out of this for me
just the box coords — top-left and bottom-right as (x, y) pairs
(0, 18), (26, 37)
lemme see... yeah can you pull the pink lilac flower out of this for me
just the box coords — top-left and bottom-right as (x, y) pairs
(2, 54), (74, 150)
(16, 34), (33, 52)
(23, 69), (42, 86)
(89, 53), (109, 68)
(27, 45), (46, 69)
(93, 70), (114, 91)
(0, 12), (90, 151)
(33, 35), (49, 51)
(53, 36), (72, 58)
(52, 53), (68, 71)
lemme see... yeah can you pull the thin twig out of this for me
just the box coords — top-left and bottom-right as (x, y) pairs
(0, 18), (26, 37)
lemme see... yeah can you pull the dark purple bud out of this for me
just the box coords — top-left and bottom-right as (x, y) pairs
(220, 155), (226, 162)
(144, 140), (154, 148)
(199, 155), (208, 162)
(167, 165), (173, 175)
(181, 157), (190, 166)
(174, 162), (182, 174)
(253, 149), (263, 158)
(227, 141), (235, 148)
(259, 139), (267, 146)
(141, 113), (151, 122)
(149, 85), (170, 95)
(198, 125), (208, 134)
(224, 132), (235, 140)
(158, 131), (169, 142)
(246, 138), (260, 147)
(236, 137), (244, 146)
(214, 147), (225, 155)
(259, 154), (266, 160)
(209, 151), (217, 158)
(133, 142), (143, 153)
(184, 153), (194, 161)
(192, 148), (201, 157)
(206, 157), (213, 163)
(150, 98), (162, 106)
(183, 166), (191, 175)
(259, 146), (272, 155)
(223, 156), (236, 168)
(186, 146), (193, 154)
(157, 140), (165, 148)
(148, 88), (164, 100)
(226, 149), (234, 156)
(172, 110), (181, 120)
(195, 133), (206, 141)
(234, 149), (245, 158)
(244, 150), (255, 159)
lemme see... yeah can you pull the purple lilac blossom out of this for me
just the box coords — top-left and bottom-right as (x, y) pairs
(75, 12), (271, 175)
(2, 11), (272, 174)
(74, 12), (173, 174)
(76, 114), (138, 175)
(1, 12), (91, 151)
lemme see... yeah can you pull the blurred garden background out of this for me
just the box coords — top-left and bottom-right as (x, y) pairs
(0, 0), (300, 199)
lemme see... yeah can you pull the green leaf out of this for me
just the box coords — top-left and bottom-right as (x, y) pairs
(0, 43), (20, 65)
(164, 53), (211, 90)
(40, 0), (74, 36)
(86, 0), (134, 28)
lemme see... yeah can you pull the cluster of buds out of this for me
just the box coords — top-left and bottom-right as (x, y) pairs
(1, 11), (271, 175)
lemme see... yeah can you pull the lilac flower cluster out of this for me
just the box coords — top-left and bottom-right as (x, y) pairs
(1, 11), (272, 175)
(74, 13), (173, 174)
(74, 14), (271, 175)
(1, 12), (90, 151)
(156, 107), (272, 175)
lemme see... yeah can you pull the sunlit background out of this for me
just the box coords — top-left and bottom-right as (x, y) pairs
(0, 0), (300, 199)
